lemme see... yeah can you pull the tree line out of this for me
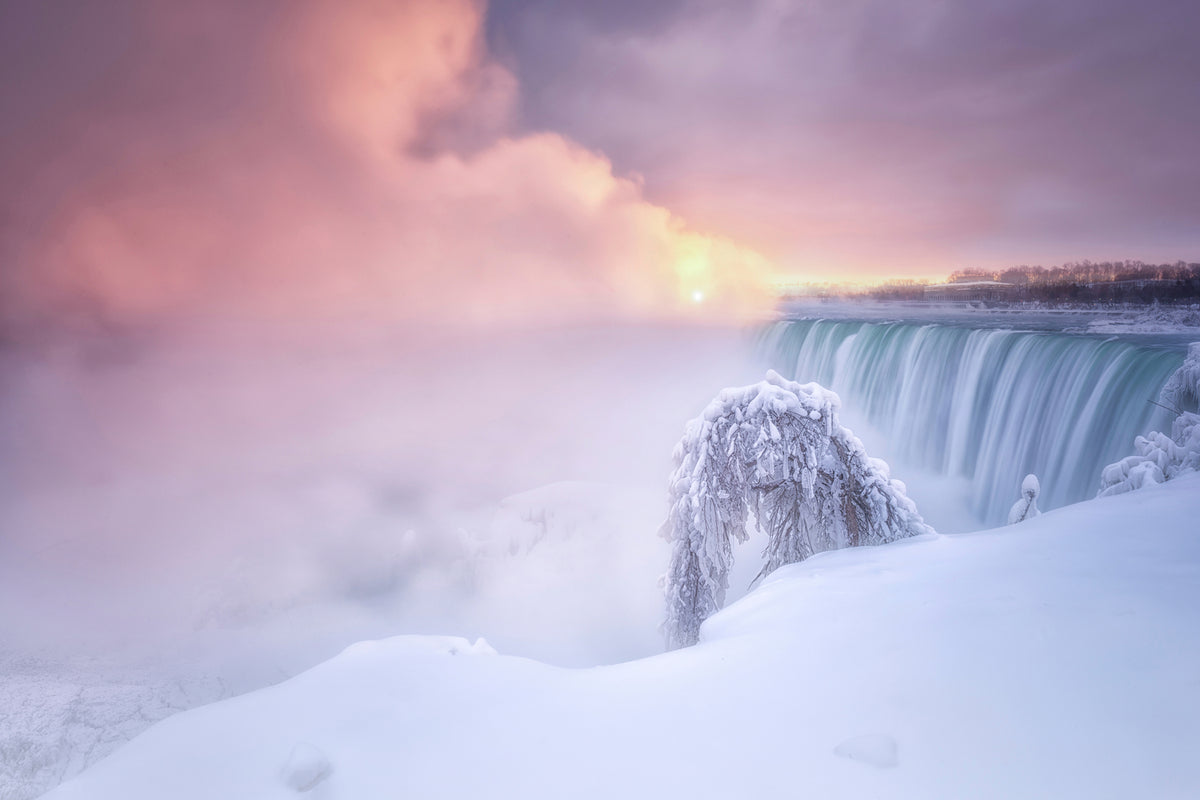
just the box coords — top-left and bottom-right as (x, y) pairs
(860, 260), (1200, 304)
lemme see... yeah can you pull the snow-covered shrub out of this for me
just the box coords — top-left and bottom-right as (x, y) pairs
(1007, 474), (1042, 524)
(1098, 412), (1200, 497)
(1099, 345), (1200, 497)
(661, 371), (932, 649)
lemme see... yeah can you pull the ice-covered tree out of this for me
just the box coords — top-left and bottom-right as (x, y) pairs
(661, 371), (933, 650)
(1099, 344), (1200, 497)
(1007, 474), (1041, 524)
(1160, 342), (1200, 415)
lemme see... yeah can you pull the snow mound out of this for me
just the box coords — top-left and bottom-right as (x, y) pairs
(44, 475), (1200, 800)
(280, 743), (332, 792)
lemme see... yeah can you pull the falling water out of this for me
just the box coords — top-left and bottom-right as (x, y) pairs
(759, 319), (1185, 524)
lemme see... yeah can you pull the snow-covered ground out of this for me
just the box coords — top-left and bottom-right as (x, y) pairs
(1083, 304), (1200, 335)
(0, 655), (225, 800)
(0, 324), (759, 800)
(42, 473), (1200, 800)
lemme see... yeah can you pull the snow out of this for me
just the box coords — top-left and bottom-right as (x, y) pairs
(1099, 349), (1200, 497)
(0, 654), (225, 800)
(662, 371), (930, 648)
(1098, 412), (1200, 496)
(1007, 473), (1041, 524)
(0, 326), (762, 799)
(43, 473), (1200, 800)
(1084, 304), (1200, 335)
(833, 734), (900, 769)
(1161, 342), (1200, 413)
(279, 743), (332, 792)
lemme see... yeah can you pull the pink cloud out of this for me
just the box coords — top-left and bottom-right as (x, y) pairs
(3, 0), (770, 335)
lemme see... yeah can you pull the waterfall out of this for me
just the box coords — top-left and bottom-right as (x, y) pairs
(759, 319), (1185, 524)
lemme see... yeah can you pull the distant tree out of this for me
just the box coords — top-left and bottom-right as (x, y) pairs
(1007, 474), (1042, 524)
(660, 371), (933, 650)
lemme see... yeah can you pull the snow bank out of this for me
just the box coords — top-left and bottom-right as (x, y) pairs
(44, 474), (1200, 800)
(1085, 304), (1200, 335)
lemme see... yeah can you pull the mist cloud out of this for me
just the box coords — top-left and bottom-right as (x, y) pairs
(0, 0), (770, 336)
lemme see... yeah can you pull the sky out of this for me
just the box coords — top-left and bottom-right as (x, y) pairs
(2, 0), (1198, 333)
(488, 0), (1200, 280)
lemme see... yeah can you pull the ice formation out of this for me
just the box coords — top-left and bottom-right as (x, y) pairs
(1099, 344), (1200, 497)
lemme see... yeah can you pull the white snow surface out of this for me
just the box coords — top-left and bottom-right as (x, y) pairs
(44, 474), (1200, 800)
(1084, 304), (1200, 334)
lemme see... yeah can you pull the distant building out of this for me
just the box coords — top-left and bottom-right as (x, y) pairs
(923, 280), (1015, 302)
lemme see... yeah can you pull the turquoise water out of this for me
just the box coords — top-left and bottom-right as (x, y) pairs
(759, 319), (1185, 524)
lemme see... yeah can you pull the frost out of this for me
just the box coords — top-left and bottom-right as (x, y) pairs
(660, 371), (933, 649)
(1007, 474), (1041, 524)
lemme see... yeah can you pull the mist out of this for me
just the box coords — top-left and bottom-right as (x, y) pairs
(0, 321), (772, 675)
(0, 0), (775, 677)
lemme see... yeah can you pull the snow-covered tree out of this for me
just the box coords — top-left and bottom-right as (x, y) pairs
(1007, 474), (1041, 524)
(1160, 342), (1200, 415)
(1099, 344), (1200, 497)
(661, 371), (933, 650)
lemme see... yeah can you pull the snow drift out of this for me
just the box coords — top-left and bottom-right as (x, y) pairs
(43, 474), (1200, 800)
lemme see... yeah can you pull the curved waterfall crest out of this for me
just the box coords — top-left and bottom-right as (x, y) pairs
(760, 319), (1184, 523)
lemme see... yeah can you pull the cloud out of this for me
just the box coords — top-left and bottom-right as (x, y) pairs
(493, 0), (1200, 278)
(0, 0), (770, 336)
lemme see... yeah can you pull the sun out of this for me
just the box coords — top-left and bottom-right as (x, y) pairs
(691, 289), (705, 304)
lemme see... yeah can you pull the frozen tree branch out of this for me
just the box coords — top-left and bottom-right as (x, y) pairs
(661, 371), (933, 649)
